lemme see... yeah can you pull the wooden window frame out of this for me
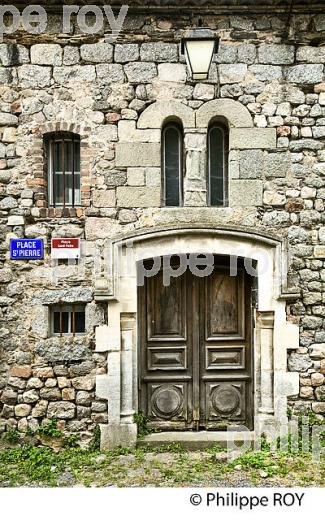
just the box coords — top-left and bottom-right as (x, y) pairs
(207, 123), (229, 207)
(46, 132), (81, 209)
(162, 122), (184, 207)
(50, 304), (86, 337)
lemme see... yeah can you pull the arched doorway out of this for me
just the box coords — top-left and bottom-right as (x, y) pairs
(95, 226), (300, 449)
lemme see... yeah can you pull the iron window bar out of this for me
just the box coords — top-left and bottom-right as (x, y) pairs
(52, 304), (85, 337)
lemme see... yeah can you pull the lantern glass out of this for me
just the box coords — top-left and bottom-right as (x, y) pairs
(184, 39), (216, 80)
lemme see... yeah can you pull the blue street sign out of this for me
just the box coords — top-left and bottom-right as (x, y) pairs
(10, 239), (44, 260)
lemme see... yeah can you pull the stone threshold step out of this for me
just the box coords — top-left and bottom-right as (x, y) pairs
(137, 431), (255, 450)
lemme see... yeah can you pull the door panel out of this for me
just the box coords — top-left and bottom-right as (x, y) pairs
(147, 346), (187, 371)
(147, 383), (188, 423)
(205, 381), (247, 422)
(205, 346), (245, 370)
(200, 266), (253, 429)
(206, 269), (244, 339)
(139, 264), (194, 430)
(147, 271), (186, 341)
(138, 257), (253, 431)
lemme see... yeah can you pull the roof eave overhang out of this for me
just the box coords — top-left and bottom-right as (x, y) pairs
(10, 2), (325, 15)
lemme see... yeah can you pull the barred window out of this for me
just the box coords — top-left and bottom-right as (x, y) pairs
(51, 305), (86, 337)
(46, 132), (81, 207)
(162, 123), (183, 207)
(208, 124), (228, 207)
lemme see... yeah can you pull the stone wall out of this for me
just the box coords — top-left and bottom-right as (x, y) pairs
(1, 9), (325, 442)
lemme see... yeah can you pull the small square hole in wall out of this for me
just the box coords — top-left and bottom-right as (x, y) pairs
(57, 258), (79, 266)
(50, 304), (86, 337)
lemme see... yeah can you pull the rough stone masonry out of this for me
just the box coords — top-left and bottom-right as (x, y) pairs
(0, 0), (325, 447)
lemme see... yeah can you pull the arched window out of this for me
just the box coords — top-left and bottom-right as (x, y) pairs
(162, 123), (183, 207)
(45, 132), (81, 207)
(208, 123), (228, 207)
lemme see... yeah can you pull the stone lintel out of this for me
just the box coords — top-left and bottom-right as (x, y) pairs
(280, 322), (300, 350)
(7, 215), (25, 226)
(115, 143), (160, 167)
(116, 186), (161, 207)
(96, 374), (109, 401)
(274, 372), (299, 398)
(314, 245), (325, 258)
(107, 303), (121, 351)
(230, 128), (277, 149)
(95, 325), (110, 352)
(229, 180), (263, 206)
(118, 120), (161, 143)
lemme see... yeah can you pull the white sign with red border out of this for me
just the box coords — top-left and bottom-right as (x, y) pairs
(51, 238), (81, 260)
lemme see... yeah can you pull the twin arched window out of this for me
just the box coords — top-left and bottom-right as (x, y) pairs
(162, 122), (228, 207)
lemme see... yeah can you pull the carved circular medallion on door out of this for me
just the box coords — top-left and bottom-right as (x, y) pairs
(151, 384), (183, 419)
(211, 383), (241, 417)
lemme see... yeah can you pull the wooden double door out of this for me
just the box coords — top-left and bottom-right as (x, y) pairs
(138, 257), (254, 431)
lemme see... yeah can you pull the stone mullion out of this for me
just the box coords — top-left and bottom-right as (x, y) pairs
(183, 129), (207, 207)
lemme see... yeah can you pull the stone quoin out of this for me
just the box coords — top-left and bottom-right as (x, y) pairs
(0, 0), (324, 449)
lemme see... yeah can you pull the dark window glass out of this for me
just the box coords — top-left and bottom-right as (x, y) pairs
(47, 133), (81, 207)
(208, 125), (228, 207)
(61, 312), (69, 333)
(53, 311), (69, 334)
(54, 171), (63, 206)
(53, 311), (61, 334)
(75, 312), (86, 333)
(163, 125), (183, 207)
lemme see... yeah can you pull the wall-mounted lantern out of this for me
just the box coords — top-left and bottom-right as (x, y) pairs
(181, 28), (219, 81)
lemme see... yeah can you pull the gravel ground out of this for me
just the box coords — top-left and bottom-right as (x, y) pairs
(0, 447), (324, 487)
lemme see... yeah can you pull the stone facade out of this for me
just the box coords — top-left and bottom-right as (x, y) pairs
(1, 2), (325, 448)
